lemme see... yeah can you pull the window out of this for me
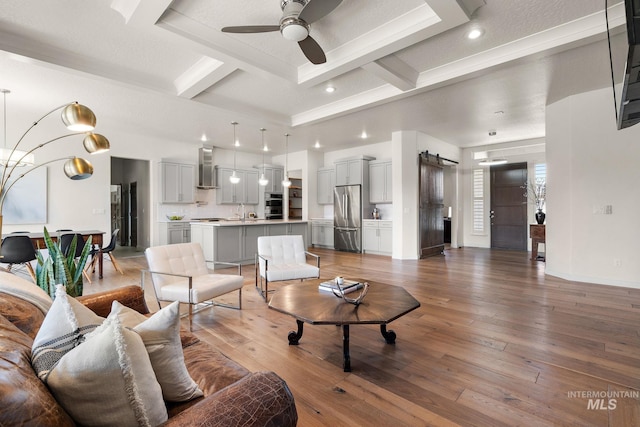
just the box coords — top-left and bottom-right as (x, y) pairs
(472, 168), (484, 234)
(533, 163), (546, 212)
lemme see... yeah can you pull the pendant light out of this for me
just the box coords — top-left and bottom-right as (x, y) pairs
(229, 121), (240, 184)
(258, 128), (269, 187)
(281, 133), (291, 188)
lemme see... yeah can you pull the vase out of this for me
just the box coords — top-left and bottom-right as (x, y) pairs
(535, 209), (546, 225)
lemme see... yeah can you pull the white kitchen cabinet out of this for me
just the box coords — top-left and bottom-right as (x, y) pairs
(216, 167), (260, 205)
(214, 226), (242, 263)
(191, 223), (215, 266)
(311, 219), (334, 248)
(317, 167), (334, 204)
(362, 220), (392, 255)
(190, 222), (305, 268)
(245, 169), (259, 204)
(257, 165), (284, 194)
(268, 222), (308, 247)
(369, 160), (392, 203)
(214, 224), (268, 264)
(161, 162), (195, 204)
(159, 222), (191, 245)
(334, 156), (374, 186)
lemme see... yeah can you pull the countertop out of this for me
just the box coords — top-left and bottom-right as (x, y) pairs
(189, 219), (308, 227)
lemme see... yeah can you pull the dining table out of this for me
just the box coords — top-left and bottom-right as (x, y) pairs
(2, 230), (106, 279)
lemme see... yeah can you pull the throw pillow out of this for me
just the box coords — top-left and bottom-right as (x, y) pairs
(31, 285), (103, 380)
(46, 315), (168, 427)
(110, 300), (204, 402)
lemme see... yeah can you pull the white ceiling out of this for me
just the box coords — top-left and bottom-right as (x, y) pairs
(0, 0), (629, 155)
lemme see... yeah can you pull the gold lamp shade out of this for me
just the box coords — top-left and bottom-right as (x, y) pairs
(61, 103), (96, 132)
(64, 157), (93, 180)
(83, 133), (110, 154)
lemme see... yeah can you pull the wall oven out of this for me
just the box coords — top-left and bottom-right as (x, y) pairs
(264, 193), (283, 220)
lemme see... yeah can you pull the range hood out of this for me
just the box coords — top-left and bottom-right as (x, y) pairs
(198, 146), (218, 189)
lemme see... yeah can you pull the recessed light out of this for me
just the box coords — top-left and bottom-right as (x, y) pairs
(200, 133), (208, 142)
(360, 131), (368, 139)
(325, 86), (336, 93)
(467, 28), (483, 40)
(314, 141), (320, 148)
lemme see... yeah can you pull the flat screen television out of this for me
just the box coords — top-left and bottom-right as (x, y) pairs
(618, 0), (640, 129)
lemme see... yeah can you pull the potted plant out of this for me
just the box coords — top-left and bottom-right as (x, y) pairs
(528, 178), (546, 224)
(35, 227), (93, 298)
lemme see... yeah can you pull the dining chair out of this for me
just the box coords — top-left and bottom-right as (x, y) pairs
(59, 233), (92, 284)
(85, 229), (123, 275)
(0, 235), (37, 282)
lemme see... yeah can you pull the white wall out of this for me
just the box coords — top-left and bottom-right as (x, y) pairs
(546, 87), (640, 288)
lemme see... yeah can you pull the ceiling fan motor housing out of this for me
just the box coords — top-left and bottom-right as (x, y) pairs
(280, 0), (308, 12)
(280, 0), (309, 41)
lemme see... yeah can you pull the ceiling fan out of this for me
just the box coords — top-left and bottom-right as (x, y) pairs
(221, 0), (343, 65)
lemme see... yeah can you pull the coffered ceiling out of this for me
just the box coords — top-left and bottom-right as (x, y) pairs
(0, 0), (628, 154)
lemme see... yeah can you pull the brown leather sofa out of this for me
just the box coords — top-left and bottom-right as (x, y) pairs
(0, 283), (298, 426)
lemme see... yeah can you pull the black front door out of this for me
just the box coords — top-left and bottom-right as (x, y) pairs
(490, 163), (527, 250)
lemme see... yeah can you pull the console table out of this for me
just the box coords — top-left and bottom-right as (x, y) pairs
(530, 224), (545, 261)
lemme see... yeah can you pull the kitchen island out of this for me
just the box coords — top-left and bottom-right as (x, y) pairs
(190, 220), (308, 269)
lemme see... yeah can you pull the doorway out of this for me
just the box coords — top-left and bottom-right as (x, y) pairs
(490, 162), (528, 250)
(110, 157), (150, 251)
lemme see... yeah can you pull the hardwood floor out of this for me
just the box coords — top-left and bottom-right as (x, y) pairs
(85, 247), (640, 426)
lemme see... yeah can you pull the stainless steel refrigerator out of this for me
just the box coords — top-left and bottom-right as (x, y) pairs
(334, 185), (371, 252)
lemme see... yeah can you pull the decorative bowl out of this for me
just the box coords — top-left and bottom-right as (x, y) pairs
(166, 214), (185, 221)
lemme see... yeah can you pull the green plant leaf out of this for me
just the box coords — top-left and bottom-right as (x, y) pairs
(35, 227), (93, 298)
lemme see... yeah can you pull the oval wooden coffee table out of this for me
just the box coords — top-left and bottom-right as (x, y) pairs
(268, 279), (420, 372)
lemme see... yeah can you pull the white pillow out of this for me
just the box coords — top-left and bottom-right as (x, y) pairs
(31, 285), (104, 380)
(46, 316), (168, 427)
(109, 301), (203, 402)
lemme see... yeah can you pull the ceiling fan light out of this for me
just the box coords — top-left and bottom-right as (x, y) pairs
(61, 103), (96, 131)
(281, 22), (308, 42)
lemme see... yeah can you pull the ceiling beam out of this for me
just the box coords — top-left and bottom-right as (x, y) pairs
(291, 3), (626, 127)
(456, 0), (486, 18)
(362, 55), (418, 91)
(110, 0), (173, 26)
(296, 1), (471, 88)
(175, 57), (237, 99)
(157, 9), (296, 85)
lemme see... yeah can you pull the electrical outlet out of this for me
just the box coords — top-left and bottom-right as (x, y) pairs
(604, 205), (613, 215)
(614, 258), (622, 267)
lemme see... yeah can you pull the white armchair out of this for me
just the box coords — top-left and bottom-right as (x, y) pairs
(143, 242), (244, 331)
(255, 235), (320, 301)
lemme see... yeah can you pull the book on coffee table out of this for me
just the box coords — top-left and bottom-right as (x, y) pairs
(318, 279), (364, 294)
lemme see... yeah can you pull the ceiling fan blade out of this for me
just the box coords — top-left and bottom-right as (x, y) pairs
(298, 0), (343, 24)
(298, 36), (326, 64)
(222, 25), (280, 33)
